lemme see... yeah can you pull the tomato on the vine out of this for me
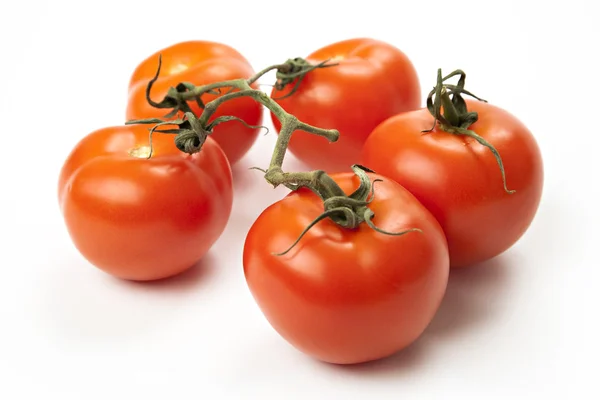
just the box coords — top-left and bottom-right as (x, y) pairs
(243, 171), (449, 364)
(58, 124), (233, 281)
(361, 71), (543, 268)
(270, 38), (421, 172)
(126, 40), (263, 165)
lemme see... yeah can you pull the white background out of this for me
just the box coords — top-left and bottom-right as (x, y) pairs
(1, 0), (598, 398)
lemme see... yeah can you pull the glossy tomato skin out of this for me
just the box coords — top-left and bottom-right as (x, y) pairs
(361, 100), (544, 268)
(58, 124), (233, 281)
(269, 38), (421, 172)
(243, 173), (449, 364)
(127, 40), (263, 165)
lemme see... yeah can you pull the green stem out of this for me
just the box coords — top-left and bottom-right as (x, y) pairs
(247, 64), (285, 86)
(198, 87), (253, 126)
(126, 56), (421, 255)
(268, 115), (294, 169)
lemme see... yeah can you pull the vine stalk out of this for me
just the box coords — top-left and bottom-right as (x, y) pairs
(126, 55), (421, 254)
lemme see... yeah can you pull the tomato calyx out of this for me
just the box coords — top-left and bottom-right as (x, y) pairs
(133, 56), (217, 119)
(125, 112), (209, 156)
(272, 164), (423, 256)
(272, 57), (338, 100)
(423, 69), (516, 194)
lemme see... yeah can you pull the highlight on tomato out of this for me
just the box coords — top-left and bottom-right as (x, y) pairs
(58, 123), (233, 281)
(270, 37), (421, 172)
(361, 69), (544, 268)
(126, 40), (263, 165)
(243, 166), (450, 365)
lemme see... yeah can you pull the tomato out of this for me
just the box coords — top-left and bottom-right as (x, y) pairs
(269, 38), (421, 172)
(361, 99), (544, 268)
(243, 172), (449, 364)
(126, 40), (263, 165)
(58, 124), (233, 281)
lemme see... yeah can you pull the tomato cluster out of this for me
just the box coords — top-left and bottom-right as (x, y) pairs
(58, 38), (543, 364)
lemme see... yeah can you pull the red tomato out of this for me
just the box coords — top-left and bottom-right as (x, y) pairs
(270, 38), (421, 172)
(126, 40), (263, 165)
(58, 124), (233, 281)
(243, 172), (449, 364)
(361, 99), (544, 268)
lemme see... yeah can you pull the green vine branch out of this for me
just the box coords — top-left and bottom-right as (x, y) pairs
(126, 55), (421, 254)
